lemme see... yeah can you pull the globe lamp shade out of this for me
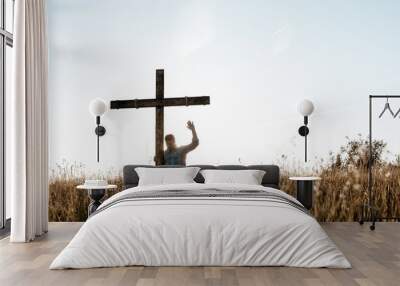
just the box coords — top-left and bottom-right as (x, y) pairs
(89, 98), (107, 117)
(297, 99), (314, 116)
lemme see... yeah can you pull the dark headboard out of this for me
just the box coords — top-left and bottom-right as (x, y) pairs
(123, 165), (280, 190)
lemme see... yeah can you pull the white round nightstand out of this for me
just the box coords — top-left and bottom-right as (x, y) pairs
(289, 177), (321, 210)
(77, 184), (118, 217)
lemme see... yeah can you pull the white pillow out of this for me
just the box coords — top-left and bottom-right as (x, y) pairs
(135, 167), (200, 186)
(200, 169), (266, 185)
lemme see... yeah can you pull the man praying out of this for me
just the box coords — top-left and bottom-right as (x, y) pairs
(163, 121), (199, 165)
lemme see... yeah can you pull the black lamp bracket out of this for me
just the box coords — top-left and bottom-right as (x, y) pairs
(95, 116), (106, 136)
(298, 116), (309, 136)
(95, 126), (106, 136)
(297, 115), (310, 162)
(298, 125), (309, 137)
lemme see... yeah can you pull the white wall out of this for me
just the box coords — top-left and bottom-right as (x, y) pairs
(47, 0), (400, 174)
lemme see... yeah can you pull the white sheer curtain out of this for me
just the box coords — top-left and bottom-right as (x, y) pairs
(10, 0), (48, 242)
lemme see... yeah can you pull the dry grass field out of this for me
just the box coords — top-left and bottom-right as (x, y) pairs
(49, 136), (400, 222)
(48, 162), (123, 222)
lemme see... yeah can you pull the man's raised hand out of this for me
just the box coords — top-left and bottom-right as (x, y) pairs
(186, 121), (195, 131)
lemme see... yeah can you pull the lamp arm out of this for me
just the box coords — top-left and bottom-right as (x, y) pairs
(304, 116), (309, 162)
(96, 116), (100, 162)
(305, 133), (307, 162)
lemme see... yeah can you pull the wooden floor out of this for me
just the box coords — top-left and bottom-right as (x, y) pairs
(0, 222), (399, 286)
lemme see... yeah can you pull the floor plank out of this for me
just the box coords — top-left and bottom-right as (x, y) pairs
(0, 222), (398, 286)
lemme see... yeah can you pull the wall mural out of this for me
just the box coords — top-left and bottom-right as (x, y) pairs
(47, 1), (400, 222)
(49, 135), (400, 222)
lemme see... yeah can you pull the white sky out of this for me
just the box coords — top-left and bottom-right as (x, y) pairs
(47, 0), (400, 173)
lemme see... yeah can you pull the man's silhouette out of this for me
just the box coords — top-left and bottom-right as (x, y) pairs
(163, 121), (199, 166)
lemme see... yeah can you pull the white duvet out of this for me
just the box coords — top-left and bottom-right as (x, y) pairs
(50, 183), (351, 269)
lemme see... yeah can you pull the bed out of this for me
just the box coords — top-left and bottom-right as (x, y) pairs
(50, 165), (351, 269)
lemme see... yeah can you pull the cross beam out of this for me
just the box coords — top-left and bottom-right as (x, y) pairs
(110, 96), (210, 109)
(110, 69), (210, 165)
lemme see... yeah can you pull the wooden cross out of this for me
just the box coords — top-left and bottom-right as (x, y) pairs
(110, 69), (210, 165)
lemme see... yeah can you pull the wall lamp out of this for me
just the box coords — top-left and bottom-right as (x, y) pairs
(89, 98), (107, 162)
(297, 99), (315, 162)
